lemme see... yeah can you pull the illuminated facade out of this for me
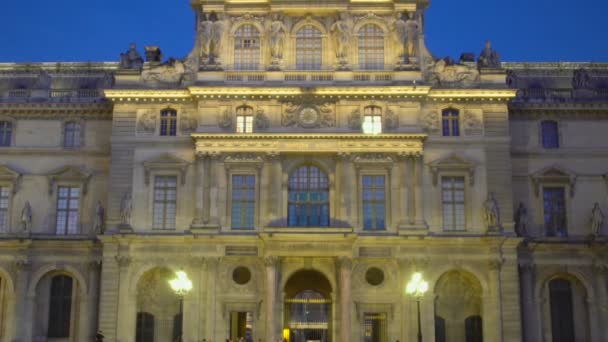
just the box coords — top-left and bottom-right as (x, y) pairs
(0, 0), (607, 341)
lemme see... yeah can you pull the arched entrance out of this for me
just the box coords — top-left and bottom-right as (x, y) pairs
(284, 270), (332, 342)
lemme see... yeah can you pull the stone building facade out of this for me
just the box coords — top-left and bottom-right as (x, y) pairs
(0, 0), (607, 341)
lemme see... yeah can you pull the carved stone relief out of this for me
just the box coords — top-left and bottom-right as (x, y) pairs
(218, 109), (233, 129)
(463, 110), (483, 136)
(254, 109), (270, 130)
(348, 109), (362, 130)
(137, 110), (156, 134)
(180, 111), (198, 133)
(282, 103), (335, 128)
(420, 110), (439, 133)
(427, 59), (480, 86)
(384, 108), (399, 130)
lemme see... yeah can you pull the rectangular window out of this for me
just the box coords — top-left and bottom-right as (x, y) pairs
(364, 312), (387, 342)
(0, 187), (9, 231)
(0, 121), (12, 147)
(63, 122), (81, 149)
(362, 175), (386, 230)
(543, 187), (567, 237)
(160, 110), (177, 136)
(541, 120), (559, 149)
(363, 115), (382, 134)
(442, 177), (465, 231)
(153, 176), (177, 229)
(236, 115), (253, 133)
(442, 109), (460, 137)
(231, 175), (256, 229)
(56, 186), (80, 235)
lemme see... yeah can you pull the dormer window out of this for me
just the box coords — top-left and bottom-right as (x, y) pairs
(236, 106), (254, 134)
(362, 106), (382, 134)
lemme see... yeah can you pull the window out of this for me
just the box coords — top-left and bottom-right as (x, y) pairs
(549, 279), (575, 342)
(362, 175), (386, 230)
(63, 122), (81, 149)
(364, 313), (387, 342)
(442, 108), (460, 137)
(0, 187), (8, 232)
(153, 176), (177, 229)
(231, 175), (255, 229)
(0, 121), (12, 147)
(543, 187), (567, 237)
(236, 106), (254, 134)
(48, 275), (73, 338)
(288, 166), (329, 227)
(136, 312), (155, 342)
(465, 316), (483, 342)
(296, 25), (322, 70)
(160, 109), (177, 136)
(435, 316), (446, 342)
(234, 25), (260, 70)
(56, 186), (80, 235)
(442, 177), (465, 231)
(362, 106), (382, 134)
(541, 120), (559, 149)
(359, 24), (384, 70)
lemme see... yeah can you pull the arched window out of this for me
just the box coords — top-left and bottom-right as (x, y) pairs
(288, 165), (329, 227)
(160, 109), (177, 136)
(48, 275), (73, 338)
(358, 24), (384, 70)
(236, 106), (254, 133)
(136, 312), (155, 342)
(549, 279), (575, 342)
(442, 108), (460, 137)
(541, 120), (559, 149)
(0, 121), (12, 147)
(296, 25), (322, 70)
(63, 122), (81, 149)
(234, 25), (260, 70)
(362, 106), (382, 134)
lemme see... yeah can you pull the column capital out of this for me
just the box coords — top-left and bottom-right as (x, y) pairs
(336, 256), (353, 271)
(115, 255), (131, 268)
(518, 260), (536, 273)
(264, 256), (280, 268)
(13, 258), (31, 272)
(265, 152), (282, 161)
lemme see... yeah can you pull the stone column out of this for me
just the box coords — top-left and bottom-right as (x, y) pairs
(191, 153), (206, 227)
(265, 256), (279, 342)
(115, 255), (132, 342)
(185, 257), (204, 342)
(207, 154), (224, 227)
(13, 260), (31, 342)
(486, 260), (503, 342)
(267, 153), (282, 222)
(340, 154), (356, 224)
(593, 264), (608, 342)
(205, 257), (219, 341)
(202, 154), (212, 225)
(337, 257), (352, 342)
(413, 155), (425, 226)
(81, 261), (101, 341)
(407, 157), (416, 224)
(519, 263), (539, 342)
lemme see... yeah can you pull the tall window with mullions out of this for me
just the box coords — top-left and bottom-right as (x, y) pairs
(234, 25), (260, 70)
(362, 175), (386, 230)
(0, 187), (8, 232)
(363, 313), (387, 342)
(288, 166), (329, 227)
(296, 25), (322, 70)
(543, 187), (567, 237)
(231, 175), (256, 229)
(358, 24), (384, 70)
(153, 176), (177, 230)
(56, 186), (80, 235)
(442, 176), (465, 231)
(442, 108), (460, 137)
(47, 275), (73, 338)
(160, 109), (177, 136)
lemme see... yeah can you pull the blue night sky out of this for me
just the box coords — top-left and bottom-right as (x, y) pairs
(0, 0), (606, 63)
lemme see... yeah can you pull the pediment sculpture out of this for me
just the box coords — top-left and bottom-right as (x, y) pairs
(141, 58), (186, 85)
(282, 103), (335, 128)
(427, 58), (480, 86)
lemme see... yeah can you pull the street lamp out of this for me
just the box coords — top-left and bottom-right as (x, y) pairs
(169, 270), (193, 342)
(406, 272), (429, 342)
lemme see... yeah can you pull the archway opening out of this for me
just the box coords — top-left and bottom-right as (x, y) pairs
(434, 270), (483, 342)
(284, 270), (333, 342)
(33, 272), (81, 340)
(543, 276), (589, 342)
(135, 267), (181, 342)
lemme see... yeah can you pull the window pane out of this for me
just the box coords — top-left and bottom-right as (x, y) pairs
(153, 176), (178, 229)
(359, 24), (385, 70)
(231, 175), (256, 229)
(160, 110), (177, 136)
(296, 25), (322, 70)
(541, 120), (559, 149)
(362, 176), (386, 230)
(56, 186), (80, 235)
(0, 121), (12, 147)
(234, 25), (260, 70)
(441, 177), (466, 231)
(48, 275), (73, 338)
(543, 187), (567, 237)
(441, 109), (460, 137)
(288, 166), (330, 227)
(364, 312), (387, 342)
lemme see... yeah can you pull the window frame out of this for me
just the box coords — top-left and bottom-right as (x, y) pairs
(360, 174), (387, 231)
(541, 185), (568, 237)
(47, 274), (74, 338)
(539, 119), (560, 149)
(62, 120), (84, 149)
(229, 174), (257, 230)
(296, 25), (323, 71)
(362, 105), (383, 135)
(440, 176), (467, 232)
(55, 185), (82, 235)
(234, 24), (261, 71)
(0, 185), (11, 233)
(441, 108), (461, 137)
(159, 108), (178, 137)
(151, 175), (178, 230)
(236, 105), (254, 134)
(0, 118), (16, 147)
(287, 165), (331, 227)
(358, 24), (385, 71)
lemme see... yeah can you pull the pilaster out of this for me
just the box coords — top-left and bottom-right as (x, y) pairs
(337, 257), (352, 342)
(265, 256), (280, 342)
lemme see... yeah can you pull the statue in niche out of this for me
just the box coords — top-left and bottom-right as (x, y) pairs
(514, 202), (528, 237)
(209, 12), (225, 64)
(330, 13), (352, 68)
(21, 201), (32, 232)
(483, 193), (501, 231)
(477, 41), (501, 69)
(93, 200), (105, 233)
(590, 202), (604, 237)
(268, 13), (287, 66)
(403, 12), (419, 61)
(199, 13), (213, 63)
(120, 192), (132, 226)
(119, 43), (144, 70)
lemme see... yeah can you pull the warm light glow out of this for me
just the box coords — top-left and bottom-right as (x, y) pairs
(283, 328), (290, 342)
(406, 272), (428, 298)
(169, 270), (193, 296)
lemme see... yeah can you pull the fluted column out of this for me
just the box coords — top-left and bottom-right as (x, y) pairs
(81, 261), (101, 341)
(207, 153), (224, 227)
(337, 257), (353, 342)
(265, 256), (279, 342)
(519, 262), (540, 342)
(191, 153), (207, 227)
(204, 257), (219, 341)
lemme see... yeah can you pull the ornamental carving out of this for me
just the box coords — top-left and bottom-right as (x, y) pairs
(282, 103), (335, 128)
(254, 109), (270, 130)
(427, 59), (480, 86)
(463, 111), (483, 130)
(218, 110), (233, 129)
(348, 109), (362, 130)
(180, 111), (198, 133)
(420, 111), (439, 133)
(384, 108), (399, 130)
(141, 59), (187, 85)
(137, 110), (156, 133)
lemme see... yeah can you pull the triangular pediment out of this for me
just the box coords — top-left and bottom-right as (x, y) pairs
(428, 154), (475, 168)
(530, 165), (577, 197)
(0, 164), (23, 193)
(142, 153), (190, 186)
(428, 154), (476, 186)
(47, 165), (92, 195)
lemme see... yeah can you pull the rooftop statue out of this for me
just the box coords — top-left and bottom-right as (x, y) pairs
(119, 43), (144, 70)
(477, 41), (501, 69)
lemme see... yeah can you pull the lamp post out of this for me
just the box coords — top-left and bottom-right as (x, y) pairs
(169, 270), (193, 342)
(406, 272), (429, 342)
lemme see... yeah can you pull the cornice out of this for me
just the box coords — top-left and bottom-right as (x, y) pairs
(191, 133), (427, 140)
(427, 89), (516, 100)
(0, 102), (112, 119)
(103, 89), (191, 101)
